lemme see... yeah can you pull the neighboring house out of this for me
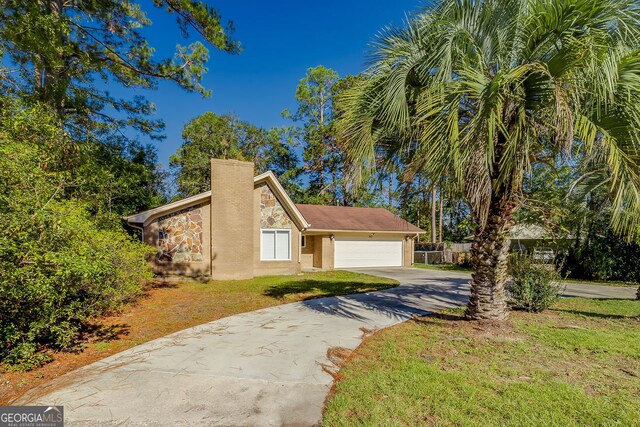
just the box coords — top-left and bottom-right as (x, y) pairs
(510, 223), (574, 262)
(125, 159), (425, 280)
(509, 223), (567, 251)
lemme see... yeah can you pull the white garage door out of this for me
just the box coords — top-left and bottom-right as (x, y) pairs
(334, 237), (403, 268)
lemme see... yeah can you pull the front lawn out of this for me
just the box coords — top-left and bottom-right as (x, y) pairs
(0, 270), (396, 404)
(324, 298), (640, 426)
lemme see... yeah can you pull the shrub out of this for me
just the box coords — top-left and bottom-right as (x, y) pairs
(560, 216), (640, 284)
(507, 254), (563, 312)
(0, 140), (154, 370)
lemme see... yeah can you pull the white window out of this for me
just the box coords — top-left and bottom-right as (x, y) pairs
(261, 229), (291, 260)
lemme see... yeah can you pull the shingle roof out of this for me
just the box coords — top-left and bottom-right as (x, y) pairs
(296, 204), (424, 233)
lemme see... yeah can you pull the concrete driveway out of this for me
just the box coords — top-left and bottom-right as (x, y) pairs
(18, 268), (635, 426)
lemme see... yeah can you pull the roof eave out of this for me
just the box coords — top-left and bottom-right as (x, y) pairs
(305, 228), (425, 234)
(124, 191), (211, 225)
(254, 171), (310, 230)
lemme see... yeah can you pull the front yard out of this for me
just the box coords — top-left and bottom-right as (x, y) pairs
(324, 297), (640, 426)
(0, 271), (397, 404)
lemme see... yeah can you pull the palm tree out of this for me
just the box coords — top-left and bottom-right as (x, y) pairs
(340, 0), (640, 320)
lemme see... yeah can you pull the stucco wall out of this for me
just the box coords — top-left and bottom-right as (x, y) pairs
(301, 234), (315, 269)
(144, 202), (211, 276)
(320, 235), (334, 270)
(312, 235), (323, 269)
(210, 159), (255, 280)
(253, 182), (301, 276)
(305, 234), (334, 270)
(403, 236), (415, 267)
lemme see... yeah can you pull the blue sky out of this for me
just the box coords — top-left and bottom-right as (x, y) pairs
(135, 0), (423, 171)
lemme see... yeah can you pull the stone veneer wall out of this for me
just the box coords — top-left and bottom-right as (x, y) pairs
(157, 204), (204, 262)
(259, 184), (292, 229)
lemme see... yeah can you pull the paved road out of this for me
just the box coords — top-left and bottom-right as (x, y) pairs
(18, 268), (635, 426)
(561, 281), (637, 299)
(370, 268), (638, 300)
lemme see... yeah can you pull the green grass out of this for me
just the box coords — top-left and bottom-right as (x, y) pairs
(324, 298), (640, 427)
(258, 270), (398, 300)
(560, 277), (638, 288)
(413, 263), (472, 273)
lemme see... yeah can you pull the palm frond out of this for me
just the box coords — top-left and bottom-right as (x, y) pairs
(340, 0), (640, 238)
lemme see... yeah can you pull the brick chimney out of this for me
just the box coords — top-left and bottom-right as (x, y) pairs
(210, 159), (254, 280)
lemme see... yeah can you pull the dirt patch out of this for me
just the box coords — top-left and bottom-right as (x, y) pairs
(321, 346), (354, 380)
(327, 346), (352, 366)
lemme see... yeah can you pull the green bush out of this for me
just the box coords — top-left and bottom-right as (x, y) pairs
(0, 139), (154, 370)
(507, 254), (563, 312)
(560, 215), (640, 284)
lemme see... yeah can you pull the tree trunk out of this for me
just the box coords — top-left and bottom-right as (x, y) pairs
(388, 173), (393, 208)
(42, 0), (71, 115)
(331, 165), (337, 205)
(342, 180), (350, 206)
(34, 61), (43, 89)
(636, 285), (639, 300)
(438, 193), (444, 243)
(465, 199), (516, 321)
(431, 186), (437, 243)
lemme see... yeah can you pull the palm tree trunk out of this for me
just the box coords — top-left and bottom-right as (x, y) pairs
(465, 199), (516, 320)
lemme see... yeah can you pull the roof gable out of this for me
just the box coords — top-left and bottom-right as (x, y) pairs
(254, 171), (309, 230)
(125, 171), (309, 229)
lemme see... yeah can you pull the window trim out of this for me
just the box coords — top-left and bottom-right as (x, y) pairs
(301, 235), (307, 248)
(260, 229), (292, 261)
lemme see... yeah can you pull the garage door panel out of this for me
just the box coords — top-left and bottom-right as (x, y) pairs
(334, 238), (403, 268)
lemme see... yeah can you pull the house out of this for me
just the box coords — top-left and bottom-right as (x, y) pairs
(509, 223), (574, 262)
(125, 159), (424, 280)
